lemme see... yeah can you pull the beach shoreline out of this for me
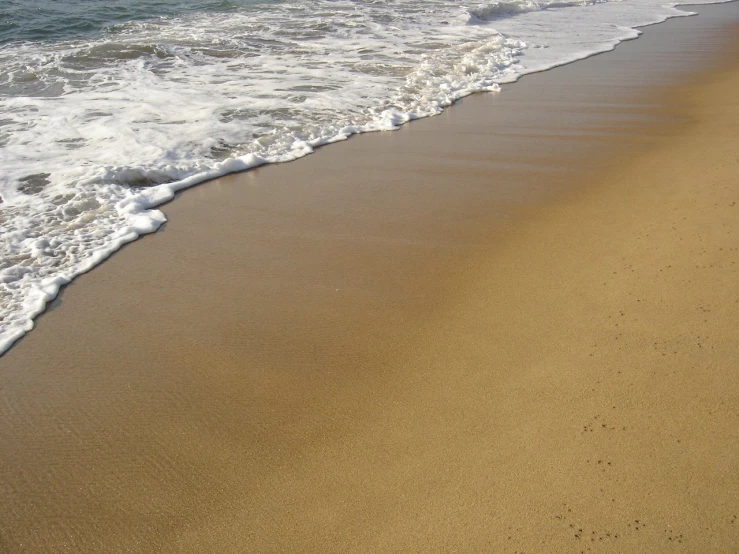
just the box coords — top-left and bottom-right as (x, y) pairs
(0, 1), (735, 357)
(1, 3), (738, 552)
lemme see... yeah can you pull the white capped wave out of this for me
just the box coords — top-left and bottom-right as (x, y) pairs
(466, 0), (611, 24)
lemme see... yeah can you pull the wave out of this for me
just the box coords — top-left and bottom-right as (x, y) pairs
(466, 0), (601, 24)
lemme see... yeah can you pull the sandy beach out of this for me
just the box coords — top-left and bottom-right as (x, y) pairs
(1, 3), (738, 552)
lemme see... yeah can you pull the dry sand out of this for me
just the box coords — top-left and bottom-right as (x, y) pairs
(1, 4), (738, 552)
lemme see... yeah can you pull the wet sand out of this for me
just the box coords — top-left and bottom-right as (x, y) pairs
(1, 3), (739, 552)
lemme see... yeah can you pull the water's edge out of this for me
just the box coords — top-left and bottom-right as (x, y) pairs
(0, 0), (735, 356)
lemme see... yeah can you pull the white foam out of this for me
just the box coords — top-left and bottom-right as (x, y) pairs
(0, 0), (732, 354)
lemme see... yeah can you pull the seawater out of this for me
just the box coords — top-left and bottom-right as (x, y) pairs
(0, 0), (729, 354)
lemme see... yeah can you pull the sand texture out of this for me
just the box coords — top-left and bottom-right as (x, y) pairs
(1, 4), (738, 553)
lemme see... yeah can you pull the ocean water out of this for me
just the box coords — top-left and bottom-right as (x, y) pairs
(0, 0), (728, 354)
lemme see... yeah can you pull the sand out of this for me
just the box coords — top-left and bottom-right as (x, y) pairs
(1, 3), (738, 552)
